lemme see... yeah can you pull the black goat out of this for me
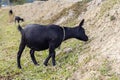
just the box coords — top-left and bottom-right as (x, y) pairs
(17, 19), (88, 69)
(15, 16), (24, 24)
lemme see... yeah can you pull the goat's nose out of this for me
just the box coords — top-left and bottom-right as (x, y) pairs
(85, 36), (88, 41)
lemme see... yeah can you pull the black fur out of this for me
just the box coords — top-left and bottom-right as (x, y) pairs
(17, 19), (88, 69)
(15, 16), (24, 24)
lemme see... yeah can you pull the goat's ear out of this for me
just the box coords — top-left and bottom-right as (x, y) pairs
(79, 19), (84, 27)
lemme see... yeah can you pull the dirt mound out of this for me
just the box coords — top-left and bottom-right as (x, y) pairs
(12, 0), (81, 23)
(70, 0), (120, 79)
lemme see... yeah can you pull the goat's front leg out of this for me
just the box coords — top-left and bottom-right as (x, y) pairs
(30, 49), (39, 65)
(44, 43), (56, 66)
(44, 53), (51, 66)
(51, 50), (56, 66)
(44, 49), (56, 66)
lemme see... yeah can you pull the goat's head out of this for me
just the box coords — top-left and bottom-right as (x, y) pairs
(21, 18), (24, 22)
(76, 19), (88, 41)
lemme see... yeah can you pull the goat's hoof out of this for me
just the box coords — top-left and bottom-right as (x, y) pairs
(44, 62), (48, 66)
(53, 63), (56, 66)
(35, 63), (39, 66)
(18, 66), (22, 69)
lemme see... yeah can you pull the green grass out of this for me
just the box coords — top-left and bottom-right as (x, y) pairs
(98, 59), (120, 80)
(99, 59), (111, 76)
(108, 75), (119, 80)
(0, 9), (83, 80)
(99, 0), (120, 18)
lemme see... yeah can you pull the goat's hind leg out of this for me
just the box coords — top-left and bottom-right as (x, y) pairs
(30, 49), (39, 65)
(17, 40), (26, 69)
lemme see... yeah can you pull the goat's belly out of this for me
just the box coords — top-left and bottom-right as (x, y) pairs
(26, 43), (49, 51)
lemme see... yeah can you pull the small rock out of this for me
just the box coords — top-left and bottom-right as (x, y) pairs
(63, 47), (73, 53)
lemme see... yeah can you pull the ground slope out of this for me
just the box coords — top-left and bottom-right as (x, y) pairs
(0, 0), (88, 80)
(70, 0), (120, 79)
(0, 0), (120, 80)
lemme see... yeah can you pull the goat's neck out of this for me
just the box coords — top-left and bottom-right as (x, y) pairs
(63, 27), (77, 41)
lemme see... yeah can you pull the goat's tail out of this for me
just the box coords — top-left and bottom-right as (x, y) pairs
(18, 24), (22, 31)
(18, 24), (24, 35)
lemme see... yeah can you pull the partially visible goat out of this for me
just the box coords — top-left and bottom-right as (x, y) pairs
(17, 19), (88, 69)
(15, 16), (24, 24)
(9, 9), (14, 22)
(9, 9), (13, 15)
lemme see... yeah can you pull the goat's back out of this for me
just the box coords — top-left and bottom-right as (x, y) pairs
(23, 24), (63, 50)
